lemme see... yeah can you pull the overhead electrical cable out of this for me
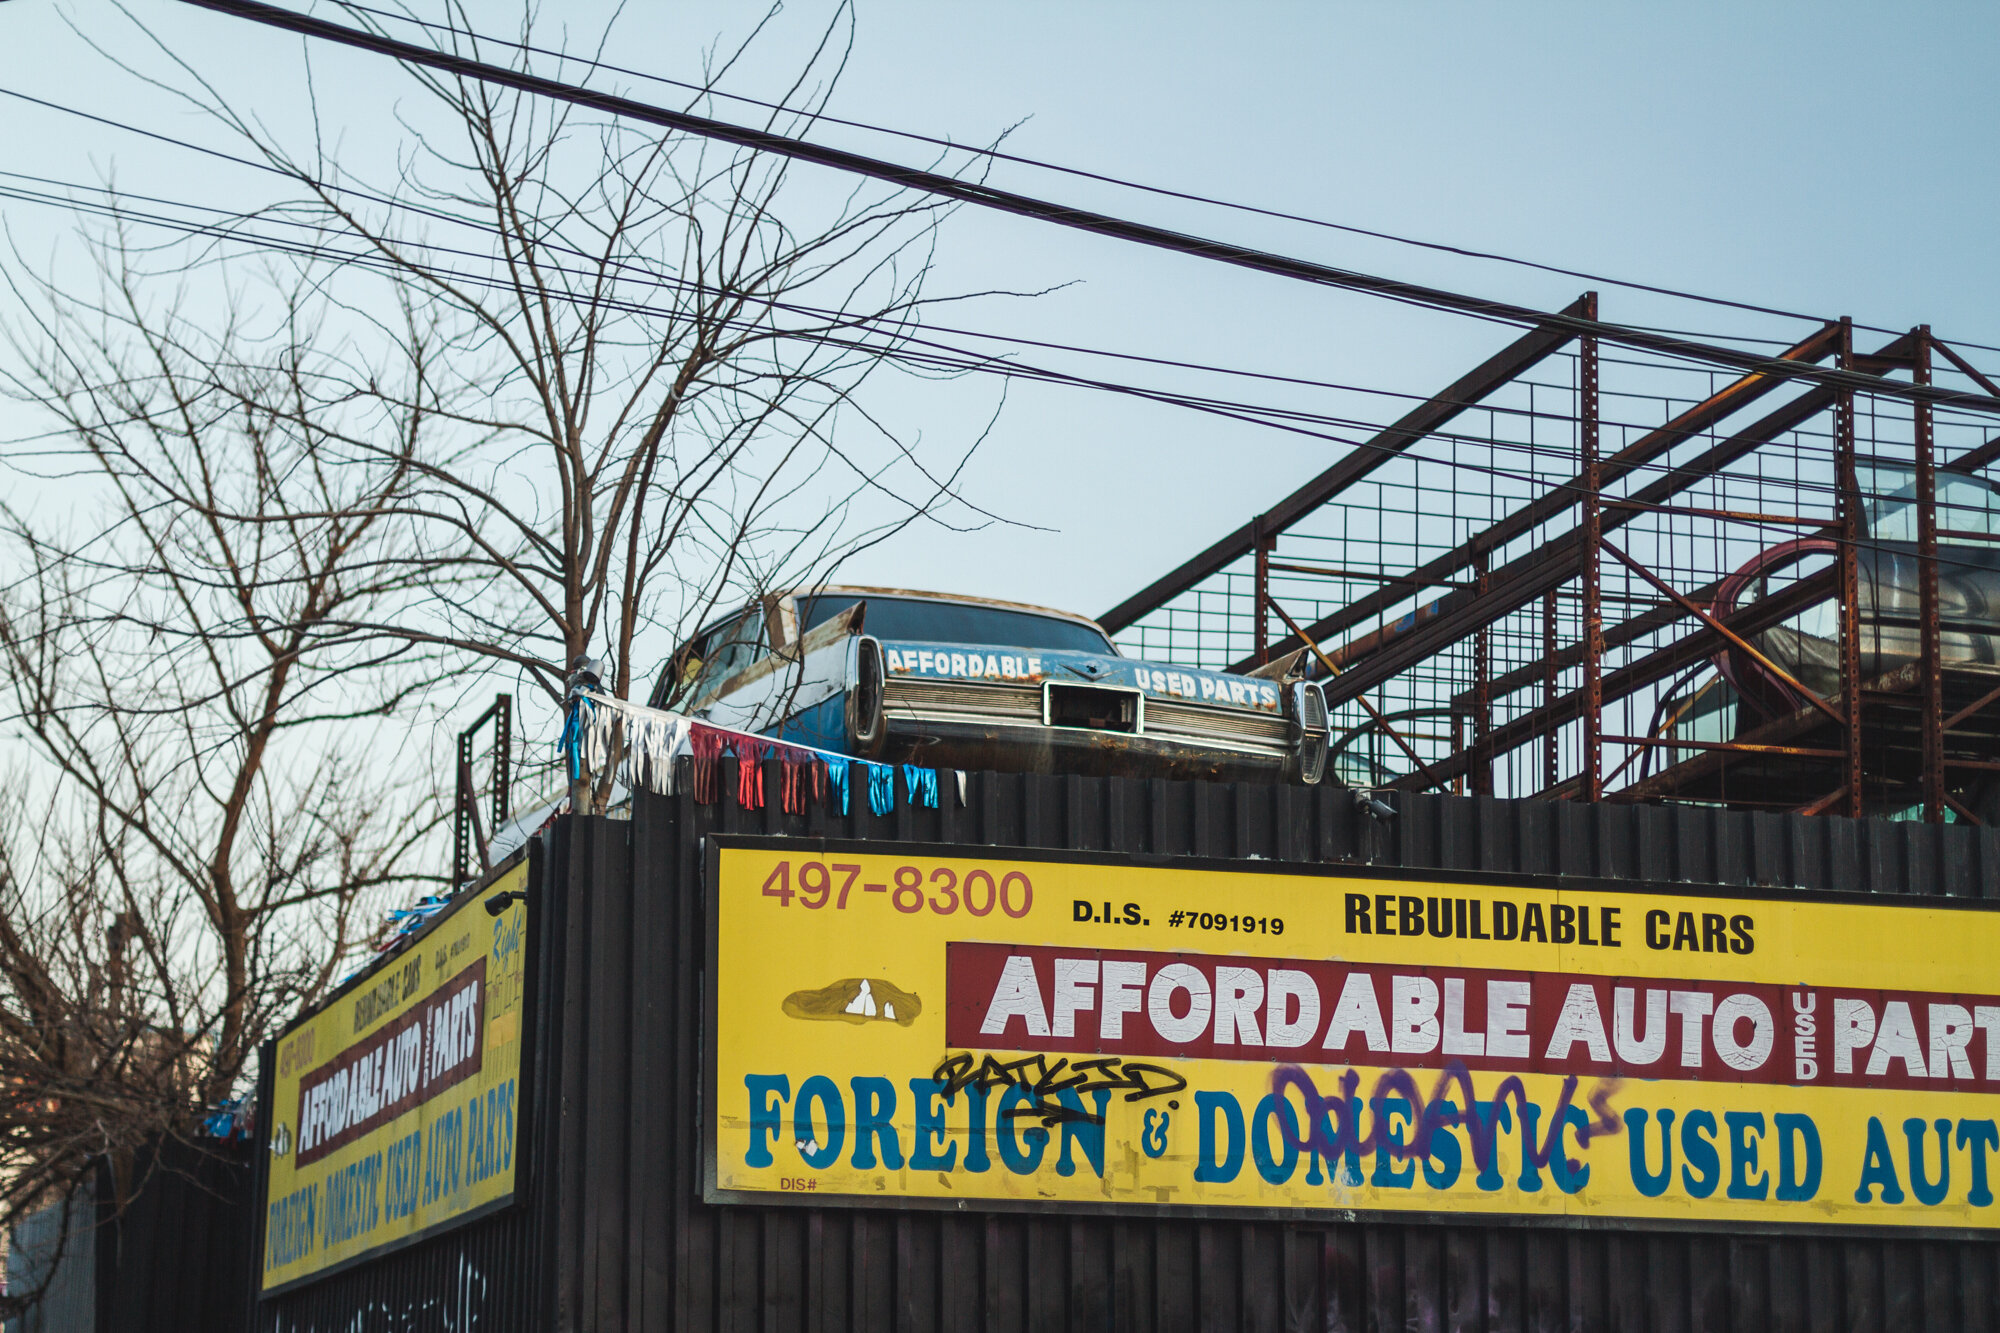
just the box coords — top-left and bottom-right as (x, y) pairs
(167, 0), (2000, 419)
(321, 0), (1986, 356)
(0, 167), (1882, 491)
(8, 155), (1982, 521)
(0, 130), (1815, 451)
(0, 174), (1709, 504)
(0, 88), (1654, 430)
(6, 87), (1993, 446)
(0, 171), (1971, 559)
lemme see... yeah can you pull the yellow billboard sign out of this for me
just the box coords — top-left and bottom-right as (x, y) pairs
(707, 838), (2000, 1232)
(262, 862), (529, 1291)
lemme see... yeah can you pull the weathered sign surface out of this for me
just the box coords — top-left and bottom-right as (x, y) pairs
(261, 863), (529, 1292)
(708, 837), (2000, 1232)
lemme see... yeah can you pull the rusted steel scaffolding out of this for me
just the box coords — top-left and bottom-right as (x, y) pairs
(1104, 297), (2000, 822)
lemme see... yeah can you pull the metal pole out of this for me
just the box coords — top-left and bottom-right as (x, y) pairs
(1252, 517), (1271, 667)
(452, 694), (514, 884)
(1580, 294), (1603, 802)
(1915, 328), (1944, 822)
(1472, 550), (1493, 797)
(1835, 317), (1865, 818)
(1544, 592), (1559, 789)
(454, 730), (474, 887)
(492, 693), (513, 834)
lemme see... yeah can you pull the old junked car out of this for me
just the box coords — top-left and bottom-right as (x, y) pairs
(649, 587), (1331, 784)
(1639, 460), (2000, 814)
(1659, 459), (2000, 730)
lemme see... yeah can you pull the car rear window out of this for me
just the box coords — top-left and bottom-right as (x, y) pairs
(798, 595), (1116, 654)
(1861, 462), (2000, 541)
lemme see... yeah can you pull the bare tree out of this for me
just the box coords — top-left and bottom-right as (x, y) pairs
(0, 4), (1005, 1283)
(0, 228), (449, 1265)
(104, 1), (1012, 811)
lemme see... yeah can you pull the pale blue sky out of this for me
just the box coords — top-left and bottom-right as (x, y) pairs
(2, 0), (1994, 624)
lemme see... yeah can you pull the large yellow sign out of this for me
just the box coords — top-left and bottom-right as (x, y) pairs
(262, 862), (529, 1291)
(708, 839), (2000, 1232)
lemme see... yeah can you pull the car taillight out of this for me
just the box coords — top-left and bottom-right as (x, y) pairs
(1291, 680), (1329, 785)
(848, 635), (886, 754)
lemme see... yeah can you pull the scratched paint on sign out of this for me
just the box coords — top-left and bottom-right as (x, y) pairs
(708, 839), (2000, 1229)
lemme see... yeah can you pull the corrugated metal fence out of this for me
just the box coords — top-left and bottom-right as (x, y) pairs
(6, 1138), (252, 1333)
(7, 1193), (94, 1333)
(258, 768), (2000, 1332)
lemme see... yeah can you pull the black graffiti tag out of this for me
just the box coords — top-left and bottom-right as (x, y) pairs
(931, 1052), (1188, 1128)
(1267, 1061), (1622, 1177)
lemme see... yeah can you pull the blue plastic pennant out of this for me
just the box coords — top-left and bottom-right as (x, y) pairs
(558, 694), (595, 781)
(865, 761), (896, 816)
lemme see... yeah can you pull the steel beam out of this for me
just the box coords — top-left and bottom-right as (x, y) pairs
(1241, 323), (1842, 673)
(1599, 537), (1842, 727)
(1392, 567), (1836, 793)
(1947, 431), (2000, 476)
(1097, 298), (1590, 632)
(1614, 661), (1921, 807)
(1252, 516), (1272, 666)
(1835, 319), (1865, 818)
(1541, 592), (1558, 790)
(1916, 328), (1944, 822)
(1317, 330), (1917, 709)
(1265, 598), (1449, 794)
(1934, 337), (2000, 400)
(1579, 306), (1603, 801)
(1472, 552), (1493, 796)
(1471, 575), (1728, 706)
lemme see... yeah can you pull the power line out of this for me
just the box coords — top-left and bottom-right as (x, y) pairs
(0, 175), (1728, 523)
(11, 49), (1992, 429)
(320, 0), (1987, 357)
(0, 93), (1845, 450)
(3, 170), (1978, 560)
(0, 88), (1576, 423)
(0, 83), (1858, 433)
(0, 168), (1845, 482)
(169, 0), (2000, 419)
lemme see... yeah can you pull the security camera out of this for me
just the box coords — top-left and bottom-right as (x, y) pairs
(485, 888), (528, 917)
(1353, 791), (1397, 822)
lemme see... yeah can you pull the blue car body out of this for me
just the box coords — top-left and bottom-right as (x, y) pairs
(651, 587), (1330, 785)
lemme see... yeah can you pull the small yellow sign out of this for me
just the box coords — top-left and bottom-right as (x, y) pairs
(709, 840), (2000, 1231)
(262, 863), (529, 1290)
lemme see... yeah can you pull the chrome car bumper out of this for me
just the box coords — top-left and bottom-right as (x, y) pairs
(871, 669), (1329, 783)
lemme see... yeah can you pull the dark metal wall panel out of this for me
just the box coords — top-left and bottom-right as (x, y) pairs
(98, 1140), (256, 1333)
(5, 1139), (252, 1333)
(5, 1193), (95, 1333)
(559, 765), (1998, 1333)
(255, 765), (1999, 1331)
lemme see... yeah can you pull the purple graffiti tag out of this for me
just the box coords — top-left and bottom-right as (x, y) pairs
(1268, 1061), (1622, 1178)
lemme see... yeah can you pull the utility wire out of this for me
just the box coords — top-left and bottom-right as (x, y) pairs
(10, 152), (1989, 518)
(7, 81), (1993, 440)
(0, 167), (1892, 492)
(168, 0), (2000, 419)
(3, 25), (1985, 479)
(322, 0), (1992, 357)
(0, 88), (1637, 430)
(0, 105), (1847, 451)
(3, 171), (1982, 568)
